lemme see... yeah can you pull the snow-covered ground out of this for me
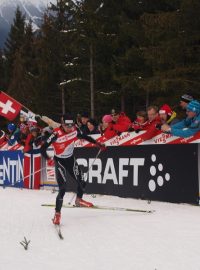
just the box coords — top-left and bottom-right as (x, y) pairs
(0, 187), (200, 270)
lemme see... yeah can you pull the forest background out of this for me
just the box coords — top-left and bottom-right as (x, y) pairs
(0, 0), (200, 122)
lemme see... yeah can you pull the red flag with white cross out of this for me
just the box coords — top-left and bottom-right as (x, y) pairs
(0, 91), (22, 120)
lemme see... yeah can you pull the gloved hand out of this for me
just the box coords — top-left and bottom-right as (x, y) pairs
(47, 158), (55, 167)
(135, 128), (141, 134)
(96, 142), (107, 151)
(116, 131), (122, 136)
(156, 123), (162, 130)
(128, 127), (135, 132)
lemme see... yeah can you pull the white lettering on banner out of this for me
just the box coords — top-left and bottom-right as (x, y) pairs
(118, 158), (129, 185)
(102, 158), (118, 184)
(0, 155), (23, 185)
(130, 158), (145, 186)
(88, 159), (102, 184)
(0, 100), (16, 114)
(76, 157), (145, 186)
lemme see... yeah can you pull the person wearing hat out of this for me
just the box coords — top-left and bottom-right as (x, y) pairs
(7, 123), (21, 146)
(159, 104), (179, 126)
(100, 114), (116, 139)
(180, 94), (194, 110)
(23, 126), (42, 153)
(18, 113), (30, 145)
(110, 109), (132, 136)
(41, 113), (105, 225)
(161, 100), (200, 138)
(100, 110), (131, 139)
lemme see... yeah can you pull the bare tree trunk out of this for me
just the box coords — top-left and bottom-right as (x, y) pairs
(146, 89), (149, 110)
(61, 85), (65, 115)
(121, 90), (125, 112)
(90, 43), (94, 118)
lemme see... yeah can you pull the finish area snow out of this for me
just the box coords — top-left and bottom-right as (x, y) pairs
(0, 188), (200, 270)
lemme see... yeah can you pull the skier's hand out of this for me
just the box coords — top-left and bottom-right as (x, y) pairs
(96, 142), (107, 151)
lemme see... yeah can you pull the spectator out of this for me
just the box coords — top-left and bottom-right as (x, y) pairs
(18, 115), (30, 145)
(130, 111), (148, 132)
(19, 125), (30, 146)
(100, 114), (114, 139)
(76, 113), (82, 129)
(180, 94), (193, 110)
(100, 110), (131, 139)
(86, 119), (100, 135)
(159, 104), (179, 126)
(110, 109), (131, 135)
(19, 113), (28, 129)
(141, 106), (161, 141)
(23, 126), (42, 153)
(161, 100), (200, 138)
(80, 112), (90, 135)
(7, 123), (21, 146)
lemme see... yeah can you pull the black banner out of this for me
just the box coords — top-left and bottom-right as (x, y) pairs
(71, 144), (199, 204)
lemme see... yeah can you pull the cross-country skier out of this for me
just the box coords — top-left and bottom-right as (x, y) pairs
(41, 113), (105, 225)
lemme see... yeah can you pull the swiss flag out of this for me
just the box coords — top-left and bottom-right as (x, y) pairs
(0, 91), (22, 120)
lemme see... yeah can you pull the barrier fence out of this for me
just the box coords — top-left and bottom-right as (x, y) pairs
(0, 131), (200, 205)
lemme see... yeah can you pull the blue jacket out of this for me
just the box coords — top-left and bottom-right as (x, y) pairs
(8, 128), (21, 146)
(170, 113), (200, 138)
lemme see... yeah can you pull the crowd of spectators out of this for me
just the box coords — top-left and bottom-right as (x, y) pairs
(1, 93), (200, 152)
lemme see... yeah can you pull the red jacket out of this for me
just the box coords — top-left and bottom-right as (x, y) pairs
(113, 113), (131, 133)
(141, 115), (161, 141)
(23, 132), (43, 153)
(131, 121), (149, 132)
(103, 113), (131, 139)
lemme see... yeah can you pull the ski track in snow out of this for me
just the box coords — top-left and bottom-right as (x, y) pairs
(0, 188), (200, 270)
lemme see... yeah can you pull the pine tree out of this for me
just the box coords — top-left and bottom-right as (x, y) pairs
(69, 0), (104, 117)
(4, 7), (26, 85)
(7, 19), (38, 110)
(139, 0), (200, 110)
(0, 50), (6, 90)
(35, 12), (66, 117)
(139, 1), (183, 108)
(101, 0), (149, 115)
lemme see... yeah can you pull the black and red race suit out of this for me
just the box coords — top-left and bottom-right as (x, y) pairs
(41, 125), (98, 212)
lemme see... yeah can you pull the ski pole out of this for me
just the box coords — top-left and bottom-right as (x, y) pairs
(23, 166), (47, 179)
(68, 148), (102, 205)
(1, 165), (48, 188)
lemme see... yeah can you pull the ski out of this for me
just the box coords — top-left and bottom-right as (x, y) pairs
(44, 204), (154, 214)
(53, 223), (64, 240)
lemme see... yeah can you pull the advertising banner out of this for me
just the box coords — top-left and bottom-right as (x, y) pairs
(70, 144), (199, 204)
(24, 151), (41, 189)
(0, 150), (24, 187)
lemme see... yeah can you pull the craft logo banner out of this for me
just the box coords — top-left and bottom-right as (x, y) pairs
(74, 144), (199, 204)
(0, 151), (24, 187)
